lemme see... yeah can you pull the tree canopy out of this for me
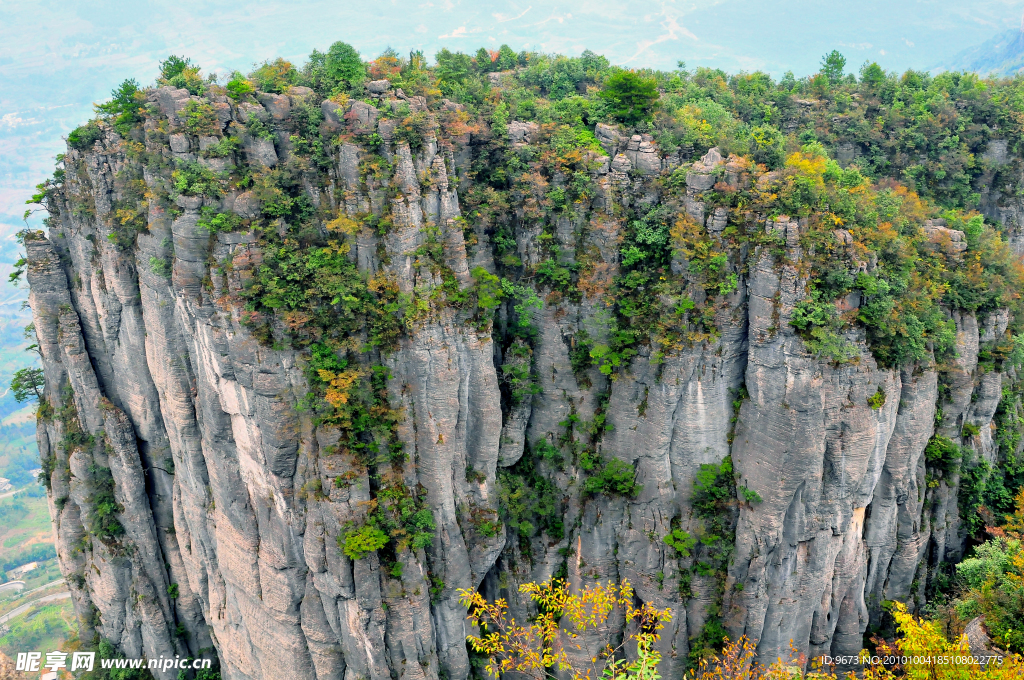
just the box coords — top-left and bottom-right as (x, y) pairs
(10, 367), (43, 403)
(599, 70), (659, 125)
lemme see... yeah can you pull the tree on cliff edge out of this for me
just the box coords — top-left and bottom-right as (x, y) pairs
(10, 367), (43, 403)
(821, 49), (847, 84)
(600, 70), (659, 125)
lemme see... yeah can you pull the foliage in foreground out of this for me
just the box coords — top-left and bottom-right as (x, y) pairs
(459, 579), (670, 680)
(459, 578), (1024, 680)
(947, 487), (1024, 653)
(859, 601), (1024, 680)
(689, 601), (1024, 679)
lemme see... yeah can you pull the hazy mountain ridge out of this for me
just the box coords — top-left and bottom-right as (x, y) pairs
(943, 23), (1024, 76)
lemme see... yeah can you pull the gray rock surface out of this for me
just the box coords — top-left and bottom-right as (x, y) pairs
(595, 123), (621, 157)
(624, 134), (661, 175)
(508, 121), (539, 145)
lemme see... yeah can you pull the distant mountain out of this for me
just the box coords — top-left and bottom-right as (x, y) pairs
(944, 24), (1024, 76)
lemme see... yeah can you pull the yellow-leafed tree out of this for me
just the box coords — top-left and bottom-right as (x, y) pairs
(458, 579), (670, 680)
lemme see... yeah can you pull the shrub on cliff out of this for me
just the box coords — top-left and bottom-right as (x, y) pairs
(158, 54), (205, 95)
(68, 121), (103, 150)
(249, 57), (297, 93)
(94, 78), (143, 136)
(339, 524), (388, 560)
(225, 71), (255, 100)
(182, 99), (220, 136)
(170, 160), (220, 197)
(87, 465), (124, 543)
(925, 436), (962, 476)
(582, 458), (641, 497)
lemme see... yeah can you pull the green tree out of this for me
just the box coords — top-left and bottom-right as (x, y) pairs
(94, 79), (143, 136)
(435, 49), (474, 95)
(471, 266), (503, 311)
(475, 47), (496, 72)
(10, 367), (43, 403)
(749, 124), (785, 169)
(599, 71), (659, 125)
(496, 44), (518, 71)
(325, 41), (366, 93)
(225, 71), (255, 100)
(159, 55), (192, 82)
(820, 50), (847, 85)
(860, 61), (885, 87)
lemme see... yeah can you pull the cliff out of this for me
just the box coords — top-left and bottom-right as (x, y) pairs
(23, 54), (1024, 679)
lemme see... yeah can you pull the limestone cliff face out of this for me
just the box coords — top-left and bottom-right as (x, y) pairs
(25, 83), (1020, 679)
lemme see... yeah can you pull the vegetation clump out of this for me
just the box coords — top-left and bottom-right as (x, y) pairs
(157, 55), (205, 94)
(924, 435), (962, 477)
(663, 528), (696, 557)
(867, 386), (886, 410)
(68, 121), (103, 150)
(581, 457), (641, 497)
(338, 476), (435, 562)
(460, 579), (671, 680)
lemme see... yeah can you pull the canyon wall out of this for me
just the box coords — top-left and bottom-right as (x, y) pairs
(25, 79), (1022, 679)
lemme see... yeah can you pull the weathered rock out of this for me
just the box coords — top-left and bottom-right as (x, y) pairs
(169, 133), (190, 153)
(508, 121), (539, 145)
(922, 219), (967, 254)
(233, 191), (260, 219)
(257, 92), (291, 121)
(288, 86), (315, 101)
(245, 136), (278, 167)
(966, 617), (1006, 658)
(624, 134), (661, 175)
(349, 101), (379, 131)
(595, 123), (621, 156)
(149, 86), (191, 125)
(687, 147), (724, 191)
(610, 154), (632, 174)
(405, 95), (429, 113)
(236, 102), (266, 124)
(983, 139), (1009, 166)
(321, 100), (345, 129)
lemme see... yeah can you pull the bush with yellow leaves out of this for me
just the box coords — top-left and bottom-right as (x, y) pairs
(458, 579), (670, 680)
(459, 579), (1024, 680)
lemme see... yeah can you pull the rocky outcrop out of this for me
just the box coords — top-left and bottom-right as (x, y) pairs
(26, 84), (1021, 680)
(965, 617), (1006, 659)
